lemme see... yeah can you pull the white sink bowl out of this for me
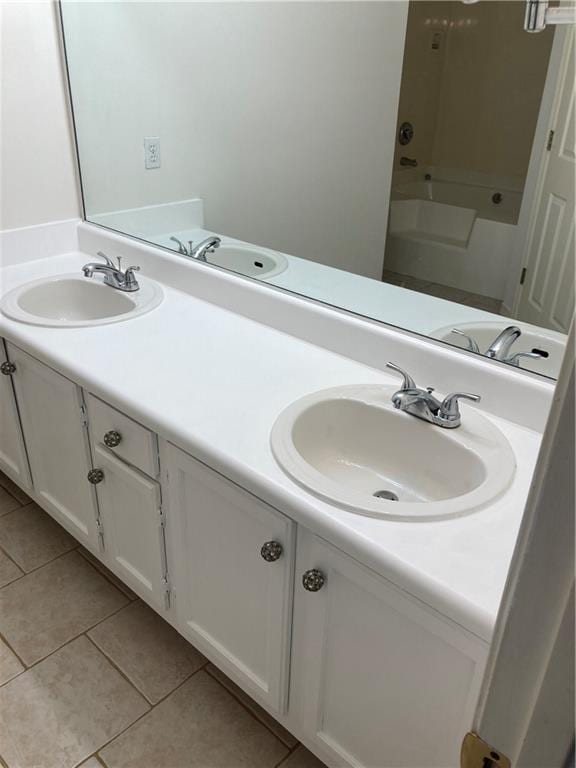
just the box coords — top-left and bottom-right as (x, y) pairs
(207, 243), (288, 279)
(1, 274), (163, 328)
(432, 321), (566, 378)
(271, 385), (516, 521)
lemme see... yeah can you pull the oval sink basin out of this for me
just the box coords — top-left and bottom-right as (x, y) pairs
(432, 322), (566, 378)
(1, 274), (163, 328)
(271, 385), (516, 521)
(208, 244), (288, 279)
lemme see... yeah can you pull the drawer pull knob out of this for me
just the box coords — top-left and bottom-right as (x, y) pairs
(260, 541), (283, 562)
(302, 568), (325, 592)
(0, 361), (16, 376)
(87, 468), (104, 484)
(103, 430), (122, 448)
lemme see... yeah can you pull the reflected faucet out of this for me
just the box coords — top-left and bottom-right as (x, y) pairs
(400, 156), (418, 168)
(189, 236), (221, 262)
(450, 325), (546, 368)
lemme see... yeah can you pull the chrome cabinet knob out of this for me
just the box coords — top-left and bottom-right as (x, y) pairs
(103, 430), (122, 448)
(0, 361), (16, 376)
(260, 541), (283, 562)
(87, 468), (104, 484)
(302, 568), (326, 592)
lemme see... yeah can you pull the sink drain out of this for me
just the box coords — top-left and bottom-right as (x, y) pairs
(373, 490), (399, 501)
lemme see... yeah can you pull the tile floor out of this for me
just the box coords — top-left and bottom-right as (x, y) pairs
(382, 270), (504, 314)
(0, 470), (327, 768)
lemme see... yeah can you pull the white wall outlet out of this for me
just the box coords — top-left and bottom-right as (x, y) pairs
(144, 137), (161, 169)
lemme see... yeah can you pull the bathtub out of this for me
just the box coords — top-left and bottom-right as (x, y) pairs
(393, 178), (521, 225)
(385, 176), (521, 301)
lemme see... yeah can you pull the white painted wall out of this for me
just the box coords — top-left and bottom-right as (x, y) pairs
(62, 1), (408, 280)
(0, 1), (80, 231)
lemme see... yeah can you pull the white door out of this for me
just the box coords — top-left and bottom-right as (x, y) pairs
(463, 326), (574, 768)
(165, 443), (295, 713)
(517, 28), (575, 332)
(0, 340), (32, 488)
(291, 529), (488, 768)
(92, 443), (168, 610)
(6, 343), (99, 546)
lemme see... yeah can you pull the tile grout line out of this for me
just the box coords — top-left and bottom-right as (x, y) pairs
(274, 742), (303, 768)
(204, 664), (297, 751)
(90, 659), (212, 763)
(0, 589), (135, 686)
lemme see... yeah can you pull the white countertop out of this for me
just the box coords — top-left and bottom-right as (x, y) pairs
(0, 248), (543, 642)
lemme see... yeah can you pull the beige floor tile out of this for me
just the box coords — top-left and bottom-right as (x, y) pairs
(206, 663), (297, 748)
(0, 549), (23, 588)
(78, 547), (138, 601)
(0, 550), (128, 665)
(0, 502), (76, 572)
(0, 636), (149, 768)
(0, 637), (24, 686)
(89, 601), (206, 704)
(78, 757), (105, 768)
(101, 670), (288, 768)
(280, 746), (328, 768)
(0, 486), (22, 517)
(0, 471), (31, 506)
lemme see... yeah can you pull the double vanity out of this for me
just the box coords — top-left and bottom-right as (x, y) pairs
(0, 221), (552, 768)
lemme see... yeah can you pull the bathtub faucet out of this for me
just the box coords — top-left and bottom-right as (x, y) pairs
(400, 156), (418, 168)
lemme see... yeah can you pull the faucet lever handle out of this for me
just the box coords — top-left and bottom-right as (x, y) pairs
(449, 329), (480, 354)
(440, 392), (481, 421)
(386, 362), (416, 391)
(96, 251), (116, 269)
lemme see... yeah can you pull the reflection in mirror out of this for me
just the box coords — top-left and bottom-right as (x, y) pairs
(61, 1), (575, 379)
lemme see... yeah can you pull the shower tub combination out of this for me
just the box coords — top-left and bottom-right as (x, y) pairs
(385, 174), (523, 302)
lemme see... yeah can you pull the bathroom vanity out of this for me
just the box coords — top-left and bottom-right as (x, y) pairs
(0, 221), (551, 768)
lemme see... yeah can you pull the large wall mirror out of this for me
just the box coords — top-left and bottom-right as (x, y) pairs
(60, 1), (575, 380)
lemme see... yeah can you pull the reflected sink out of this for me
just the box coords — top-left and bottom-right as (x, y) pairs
(271, 385), (516, 521)
(1, 274), (163, 328)
(207, 243), (288, 279)
(432, 322), (566, 378)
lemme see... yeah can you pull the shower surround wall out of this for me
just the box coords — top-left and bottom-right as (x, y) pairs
(393, 0), (554, 185)
(63, 2), (408, 280)
(386, 0), (554, 301)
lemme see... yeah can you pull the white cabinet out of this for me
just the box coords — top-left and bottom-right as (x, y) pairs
(90, 443), (168, 610)
(0, 340), (31, 488)
(165, 443), (295, 713)
(290, 530), (488, 768)
(6, 343), (99, 547)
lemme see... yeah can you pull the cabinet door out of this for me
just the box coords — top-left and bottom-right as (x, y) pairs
(6, 343), (98, 546)
(0, 340), (32, 488)
(166, 443), (294, 713)
(92, 443), (167, 610)
(291, 530), (488, 768)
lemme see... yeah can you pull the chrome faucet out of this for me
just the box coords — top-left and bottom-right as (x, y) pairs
(400, 156), (418, 168)
(386, 362), (480, 429)
(169, 236), (189, 255)
(451, 325), (545, 368)
(189, 236), (221, 262)
(82, 251), (140, 292)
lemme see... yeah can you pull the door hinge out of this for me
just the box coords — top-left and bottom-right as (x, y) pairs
(520, 267), (527, 285)
(96, 519), (105, 552)
(461, 732), (510, 768)
(546, 129), (555, 151)
(162, 576), (171, 610)
(80, 402), (88, 427)
(158, 505), (171, 609)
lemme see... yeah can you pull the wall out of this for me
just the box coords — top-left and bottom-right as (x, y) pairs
(62, 1), (408, 280)
(0, 1), (80, 232)
(394, 1), (553, 185)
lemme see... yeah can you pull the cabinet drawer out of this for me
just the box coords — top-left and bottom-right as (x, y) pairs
(86, 394), (158, 477)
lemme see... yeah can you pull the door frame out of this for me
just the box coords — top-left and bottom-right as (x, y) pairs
(467, 321), (574, 766)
